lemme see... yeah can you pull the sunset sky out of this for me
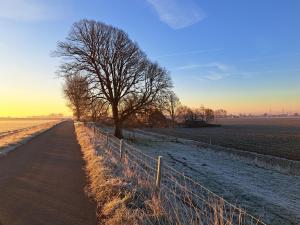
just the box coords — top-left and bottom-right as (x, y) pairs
(0, 0), (299, 117)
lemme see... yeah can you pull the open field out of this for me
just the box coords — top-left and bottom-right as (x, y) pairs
(0, 118), (57, 133)
(0, 119), (63, 154)
(144, 117), (300, 160)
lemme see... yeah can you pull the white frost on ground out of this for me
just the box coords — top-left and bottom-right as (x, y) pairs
(0, 120), (63, 155)
(123, 129), (300, 225)
(0, 119), (55, 133)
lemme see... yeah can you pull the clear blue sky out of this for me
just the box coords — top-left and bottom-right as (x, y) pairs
(0, 0), (299, 116)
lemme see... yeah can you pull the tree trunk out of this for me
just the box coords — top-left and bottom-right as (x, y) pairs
(112, 103), (123, 139)
(114, 121), (123, 139)
(171, 113), (175, 128)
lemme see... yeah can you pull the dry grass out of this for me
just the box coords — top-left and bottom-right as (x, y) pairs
(75, 123), (150, 224)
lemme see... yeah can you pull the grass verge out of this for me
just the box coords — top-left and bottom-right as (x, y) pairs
(75, 123), (164, 225)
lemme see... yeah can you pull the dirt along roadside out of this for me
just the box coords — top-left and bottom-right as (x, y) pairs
(0, 121), (97, 225)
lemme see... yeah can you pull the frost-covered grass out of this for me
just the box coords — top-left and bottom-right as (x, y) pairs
(0, 119), (55, 133)
(123, 129), (300, 225)
(0, 120), (62, 155)
(75, 123), (151, 225)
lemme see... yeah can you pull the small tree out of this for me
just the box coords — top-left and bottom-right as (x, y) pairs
(176, 106), (193, 123)
(214, 109), (227, 118)
(204, 108), (215, 123)
(194, 106), (205, 121)
(55, 19), (172, 138)
(148, 109), (167, 128)
(165, 91), (180, 127)
(63, 74), (89, 121)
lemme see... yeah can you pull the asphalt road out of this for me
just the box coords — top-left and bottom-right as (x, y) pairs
(0, 121), (97, 225)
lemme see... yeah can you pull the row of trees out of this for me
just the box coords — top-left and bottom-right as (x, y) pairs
(56, 19), (226, 138)
(63, 73), (225, 128)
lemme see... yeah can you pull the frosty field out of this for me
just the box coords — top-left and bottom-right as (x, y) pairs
(0, 119), (62, 154)
(0, 119), (55, 134)
(124, 129), (300, 225)
(145, 117), (300, 160)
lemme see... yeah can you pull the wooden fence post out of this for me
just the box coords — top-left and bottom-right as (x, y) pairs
(119, 139), (123, 160)
(156, 156), (163, 190)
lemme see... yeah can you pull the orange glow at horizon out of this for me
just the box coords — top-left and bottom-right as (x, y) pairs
(1, 96), (299, 118)
(1, 75), (299, 117)
(0, 72), (72, 117)
(0, 107), (71, 118)
(0, 98), (72, 117)
(181, 96), (300, 115)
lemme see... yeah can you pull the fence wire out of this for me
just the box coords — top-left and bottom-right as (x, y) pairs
(85, 123), (266, 225)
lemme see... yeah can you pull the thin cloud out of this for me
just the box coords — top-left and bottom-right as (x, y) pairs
(205, 72), (231, 81)
(0, 0), (64, 21)
(174, 62), (235, 81)
(154, 48), (223, 59)
(146, 0), (206, 29)
(175, 62), (232, 71)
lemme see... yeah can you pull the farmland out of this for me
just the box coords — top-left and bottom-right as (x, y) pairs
(0, 118), (62, 154)
(144, 117), (300, 161)
(0, 118), (56, 134)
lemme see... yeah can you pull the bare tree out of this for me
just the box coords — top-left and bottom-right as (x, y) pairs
(204, 108), (215, 122)
(148, 109), (167, 128)
(88, 97), (109, 122)
(63, 74), (108, 121)
(165, 91), (180, 127)
(55, 20), (172, 138)
(175, 105), (216, 126)
(194, 106), (205, 121)
(176, 106), (194, 123)
(214, 109), (227, 118)
(63, 74), (89, 121)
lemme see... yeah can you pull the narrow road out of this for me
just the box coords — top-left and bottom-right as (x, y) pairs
(0, 121), (97, 225)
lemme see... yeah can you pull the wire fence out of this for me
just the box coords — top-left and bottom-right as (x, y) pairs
(86, 123), (266, 225)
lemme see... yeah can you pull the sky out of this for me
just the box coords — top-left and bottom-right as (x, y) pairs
(0, 0), (299, 117)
